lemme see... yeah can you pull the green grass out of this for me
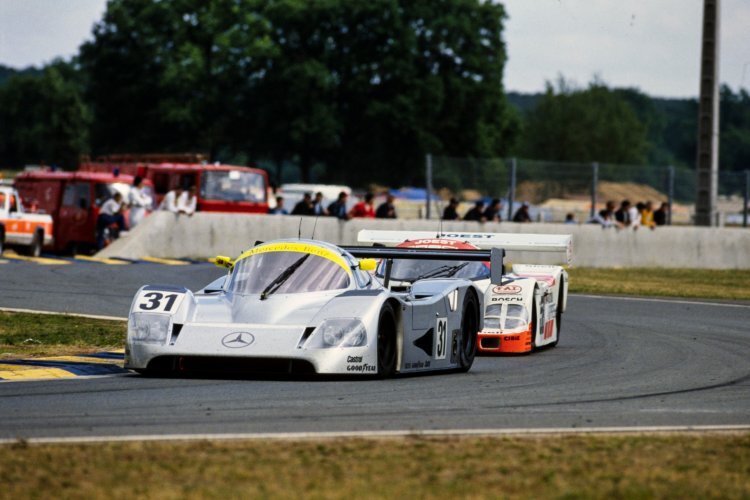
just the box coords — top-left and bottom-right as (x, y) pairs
(0, 434), (748, 499)
(568, 267), (750, 301)
(0, 311), (125, 358)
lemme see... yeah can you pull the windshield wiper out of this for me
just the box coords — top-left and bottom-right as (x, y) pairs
(260, 254), (310, 300)
(413, 262), (469, 281)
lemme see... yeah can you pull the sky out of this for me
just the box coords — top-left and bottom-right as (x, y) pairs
(0, 0), (748, 99)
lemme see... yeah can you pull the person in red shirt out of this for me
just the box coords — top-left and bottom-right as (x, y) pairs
(349, 192), (376, 218)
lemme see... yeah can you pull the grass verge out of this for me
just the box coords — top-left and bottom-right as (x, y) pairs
(0, 434), (748, 498)
(568, 267), (750, 301)
(0, 311), (125, 358)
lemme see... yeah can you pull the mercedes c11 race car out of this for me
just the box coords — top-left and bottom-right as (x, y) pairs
(358, 230), (571, 354)
(125, 238), (505, 377)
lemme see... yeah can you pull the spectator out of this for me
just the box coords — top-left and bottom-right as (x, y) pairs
(654, 202), (669, 226)
(463, 201), (485, 222)
(375, 194), (397, 219)
(327, 191), (350, 220)
(312, 192), (328, 216)
(349, 192), (376, 218)
(268, 196), (288, 215)
(442, 197), (460, 220)
(603, 200), (616, 219)
(629, 202), (642, 230)
(160, 187), (184, 213)
(483, 198), (502, 222)
(128, 176), (152, 228)
(178, 185), (197, 216)
(614, 200), (632, 226)
(267, 182), (278, 210)
(640, 200), (656, 229)
(512, 202), (532, 223)
(291, 192), (315, 216)
(587, 208), (622, 228)
(97, 192), (126, 249)
(564, 212), (577, 224)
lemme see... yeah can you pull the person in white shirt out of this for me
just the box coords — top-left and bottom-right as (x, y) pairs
(128, 176), (152, 228)
(97, 192), (126, 249)
(177, 185), (197, 216)
(160, 187), (183, 213)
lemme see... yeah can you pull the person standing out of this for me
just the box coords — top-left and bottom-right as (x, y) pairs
(349, 192), (376, 218)
(512, 202), (532, 223)
(268, 196), (288, 215)
(463, 201), (485, 222)
(614, 200), (632, 226)
(442, 197), (460, 220)
(327, 191), (350, 220)
(160, 187), (184, 213)
(291, 192), (315, 216)
(653, 202), (669, 226)
(312, 192), (328, 216)
(128, 176), (152, 228)
(483, 198), (502, 222)
(375, 194), (397, 219)
(178, 185), (197, 216)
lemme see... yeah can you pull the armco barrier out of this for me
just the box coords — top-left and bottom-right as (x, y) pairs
(96, 211), (750, 269)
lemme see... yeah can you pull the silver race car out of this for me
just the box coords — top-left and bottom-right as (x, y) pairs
(125, 239), (504, 377)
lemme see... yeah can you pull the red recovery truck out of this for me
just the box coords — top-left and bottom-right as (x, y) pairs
(79, 154), (270, 213)
(14, 171), (148, 254)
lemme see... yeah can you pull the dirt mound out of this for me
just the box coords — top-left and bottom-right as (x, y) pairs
(515, 180), (667, 204)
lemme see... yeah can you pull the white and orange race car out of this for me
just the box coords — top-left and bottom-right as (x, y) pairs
(0, 185), (54, 257)
(358, 230), (571, 354)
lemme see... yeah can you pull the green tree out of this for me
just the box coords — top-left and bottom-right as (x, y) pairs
(0, 61), (90, 168)
(520, 78), (648, 164)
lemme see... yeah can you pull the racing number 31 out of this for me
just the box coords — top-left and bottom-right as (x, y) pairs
(137, 292), (183, 313)
(435, 317), (448, 359)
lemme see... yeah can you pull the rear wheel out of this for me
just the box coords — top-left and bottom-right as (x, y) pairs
(458, 290), (478, 371)
(27, 228), (43, 257)
(376, 302), (397, 378)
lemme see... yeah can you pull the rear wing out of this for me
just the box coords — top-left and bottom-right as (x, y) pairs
(341, 245), (505, 287)
(357, 229), (572, 265)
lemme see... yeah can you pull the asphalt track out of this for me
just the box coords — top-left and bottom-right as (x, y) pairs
(1, 260), (749, 439)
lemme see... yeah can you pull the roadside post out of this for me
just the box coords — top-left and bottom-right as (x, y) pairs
(507, 157), (517, 221)
(590, 162), (599, 219)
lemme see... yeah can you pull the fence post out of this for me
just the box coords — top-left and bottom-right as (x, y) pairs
(667, 165), (675, 225)
(590, 162), (599, 219)
(425, 154), (433, 220)
(507, 157), (517, 221)
(744, 170), (749, 228)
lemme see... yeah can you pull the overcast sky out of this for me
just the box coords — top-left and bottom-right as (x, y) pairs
(0, 0), (748, 98)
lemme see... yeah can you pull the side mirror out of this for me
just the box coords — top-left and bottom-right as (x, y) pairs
(358, 258), (377, 272)
(214, 255), (234, 269)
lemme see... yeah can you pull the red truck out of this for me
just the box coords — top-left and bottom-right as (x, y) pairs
(14, 171), (147, 254)
(80, 154), (270, 213)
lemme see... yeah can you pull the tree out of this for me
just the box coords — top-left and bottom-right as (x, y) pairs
(520, 78), (648, 164)
(0, 61), (90, 168)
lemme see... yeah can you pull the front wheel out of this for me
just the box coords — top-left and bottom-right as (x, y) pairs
(27, 228), (43, 257)
(376, 302), (398, 378)
(458, 290), (479, 372)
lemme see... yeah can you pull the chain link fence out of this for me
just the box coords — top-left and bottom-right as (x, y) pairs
(425, 155), (748, 227)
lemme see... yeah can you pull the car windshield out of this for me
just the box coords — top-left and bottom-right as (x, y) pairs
(228, 250), (351, 295)
(201, 170), (266, 203)
(377, 259), (490, 282)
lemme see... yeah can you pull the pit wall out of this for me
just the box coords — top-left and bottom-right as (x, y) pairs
(97, 211), (750, 269)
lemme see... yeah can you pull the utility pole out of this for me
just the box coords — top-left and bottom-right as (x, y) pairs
(695, 0), (720, 226)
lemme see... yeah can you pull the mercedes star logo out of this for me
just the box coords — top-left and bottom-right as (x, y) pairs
(221, 332), (255, 348)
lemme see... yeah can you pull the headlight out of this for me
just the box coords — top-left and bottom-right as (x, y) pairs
(310, 319), (367, 348)
(128, 313), (171, 344)
(485, 304), (502, 316)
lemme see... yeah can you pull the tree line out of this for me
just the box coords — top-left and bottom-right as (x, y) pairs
(0, 0), (748, 188)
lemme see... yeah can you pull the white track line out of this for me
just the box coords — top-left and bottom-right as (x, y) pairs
(572, 294), (750, 309)
(1, 425), (748, 445)
(0, 307), (126, 322)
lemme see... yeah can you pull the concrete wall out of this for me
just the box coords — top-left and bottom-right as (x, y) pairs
(97, 211), (750, 269)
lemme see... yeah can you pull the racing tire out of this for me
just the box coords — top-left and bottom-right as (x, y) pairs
(551, 280), (564, 347)
(376, 302), (398, 378)
(27, 228), (43, 258)
(458, 290), (479, 372)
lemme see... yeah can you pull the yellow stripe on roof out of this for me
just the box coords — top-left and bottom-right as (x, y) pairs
(235, 242), (351, 274)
